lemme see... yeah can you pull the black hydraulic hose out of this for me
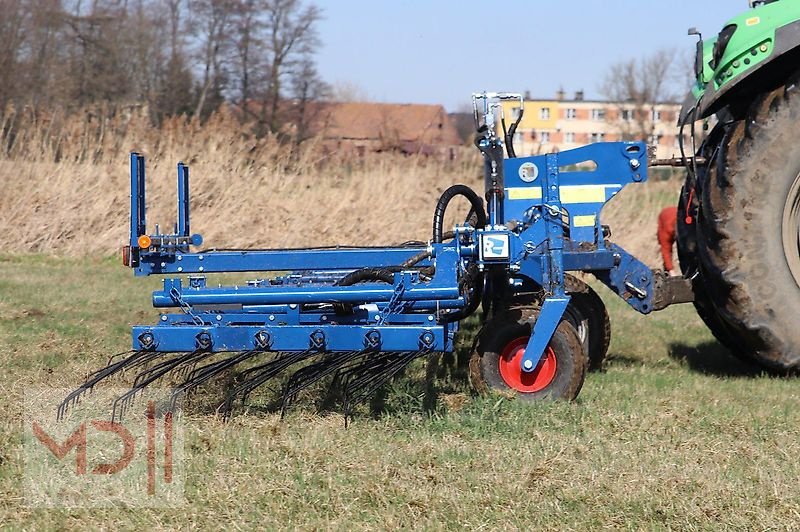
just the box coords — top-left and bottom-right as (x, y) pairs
(326, 185), (488, 321)
(506, 108), (523, 158)
(432, 184), (487, 243)
(506, 121), (518, 158)
(401, 251), (429, 268)
(441, 265), (483, 323)
(429, 184), (487, 322)
(335, 268), (396, 286)
(501, 116), (513, 158)
(332, 267), (396, 315)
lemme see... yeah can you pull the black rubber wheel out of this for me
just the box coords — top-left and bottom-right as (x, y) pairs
(501, 275), (610, 370)
(562, 275), (611, 371)
(691, 84), (800, 370)
(676, 131), (746, 355)
(469, 305), (587, 401)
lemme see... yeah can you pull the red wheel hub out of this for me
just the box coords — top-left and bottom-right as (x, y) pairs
(498, 337), (557, 393)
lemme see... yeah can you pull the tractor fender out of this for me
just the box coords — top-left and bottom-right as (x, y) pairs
(695, 19), (800, 121)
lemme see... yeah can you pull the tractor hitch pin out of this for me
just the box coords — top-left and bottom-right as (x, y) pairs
(625, 281), (648, 299)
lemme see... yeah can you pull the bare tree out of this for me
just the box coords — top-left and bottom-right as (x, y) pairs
(191, 0), (234, 118)
(155, 0), (193, 118)
(256, 0), (321, 136)
(0, 0), (30, 111)
(287, 52), (329, 145)
(600, 48), (681, 141)
(230, 0), (263, 110)
(0, 0), (328, 133)
(329, 80), (369, 103)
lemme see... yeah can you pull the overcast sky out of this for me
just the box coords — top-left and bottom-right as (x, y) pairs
(315, 0), (747, 111)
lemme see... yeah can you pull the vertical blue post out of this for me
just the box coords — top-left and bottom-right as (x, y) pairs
(177, 162), (190, 237)
(543, 153), (565, 297)
(519, 153), (570, 373)
(130, 153), (146, 247)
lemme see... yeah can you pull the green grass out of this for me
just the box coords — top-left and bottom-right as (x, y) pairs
(2, 255), (799, 530)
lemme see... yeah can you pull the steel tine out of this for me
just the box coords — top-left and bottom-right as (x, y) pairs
(58, 350), (151, 420)
(337, 350), (396, 391)
(238, 351), (312, 404)
(342, 355), (398, 405)
(133, 350), (213, 386)
(328, 347), (384, 390)
(281, 350), (370, 416)
(119, 351), (168, 376)
(234, 352), (287, 380)
(222, 350), (314, 416)
(336, 351), (399, 421)
(170, 351), (262, 409)
(112, 350), (207, 421)
(344, 350), (428, 419)
(177, 350), (221, 379)
(185, 351), (253, 385)
(85, 350), (137, 379)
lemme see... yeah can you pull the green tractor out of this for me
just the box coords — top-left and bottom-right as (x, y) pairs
(677, 0), (800, 370)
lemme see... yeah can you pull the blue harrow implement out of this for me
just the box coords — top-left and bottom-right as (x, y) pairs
(60, 92), (694, 420)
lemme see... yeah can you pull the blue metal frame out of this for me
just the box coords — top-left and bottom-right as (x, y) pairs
(177, 162), (189, 238)
(125, 134), (657, 374)
(130, 153), (146, 250)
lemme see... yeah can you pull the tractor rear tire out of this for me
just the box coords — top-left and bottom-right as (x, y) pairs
(469, 305), (587, 401)
(677, 153), (746, 355)
(688, 85), (800, 370)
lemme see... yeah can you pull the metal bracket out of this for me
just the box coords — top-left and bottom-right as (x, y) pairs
(254, 330), (272, 350)
(309, 330), (326, 351)
(418, 331), (436, 351)
(652, 271), (695, 310)
(521, 296), (569, 372)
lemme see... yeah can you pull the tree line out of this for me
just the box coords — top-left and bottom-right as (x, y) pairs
(0, 0), (328, 139)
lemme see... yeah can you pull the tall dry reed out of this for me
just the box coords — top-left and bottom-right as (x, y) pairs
(0, 108), (681, 267)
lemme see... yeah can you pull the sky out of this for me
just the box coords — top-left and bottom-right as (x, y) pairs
(315, 0), (746, 111)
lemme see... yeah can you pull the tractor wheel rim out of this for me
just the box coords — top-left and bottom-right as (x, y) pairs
(497, 337), (557, 393)
(782, 172), (800, 289)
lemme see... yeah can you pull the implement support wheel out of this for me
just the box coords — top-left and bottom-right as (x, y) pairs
(469, 306), (587, 401)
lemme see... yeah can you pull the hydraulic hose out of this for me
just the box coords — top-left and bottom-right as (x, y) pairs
(332, 267), (397, 315)
(429, 184), (487, 322)
(432, 184), (487, 243)
(335, 267), (397, 286)
(440, 264), (483, 323)
(335, 185), (487, 321)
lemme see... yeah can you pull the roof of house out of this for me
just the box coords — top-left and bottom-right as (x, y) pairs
(317, 102), (462, 147)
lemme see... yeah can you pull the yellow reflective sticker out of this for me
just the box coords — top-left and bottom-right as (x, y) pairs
(560, 185), (609, 204)
(506, 187), (542, 200)
(573, 215), (597, 228)
(507, 184), (620, 203)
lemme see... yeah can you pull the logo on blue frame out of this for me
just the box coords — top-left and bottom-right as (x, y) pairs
(482, 234), (510, 259)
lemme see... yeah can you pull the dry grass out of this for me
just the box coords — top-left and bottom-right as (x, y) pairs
(0, 109), (679, 266)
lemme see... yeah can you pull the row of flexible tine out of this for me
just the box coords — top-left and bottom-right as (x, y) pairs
(60, 339), (432, 423)
(57, 349), (166, 421)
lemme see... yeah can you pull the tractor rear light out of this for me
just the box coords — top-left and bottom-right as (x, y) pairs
(137, 235), (152, 249)
(122, 245), (131, 266)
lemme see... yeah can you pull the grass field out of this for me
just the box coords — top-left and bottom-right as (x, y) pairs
(2, 254), (800, 530)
